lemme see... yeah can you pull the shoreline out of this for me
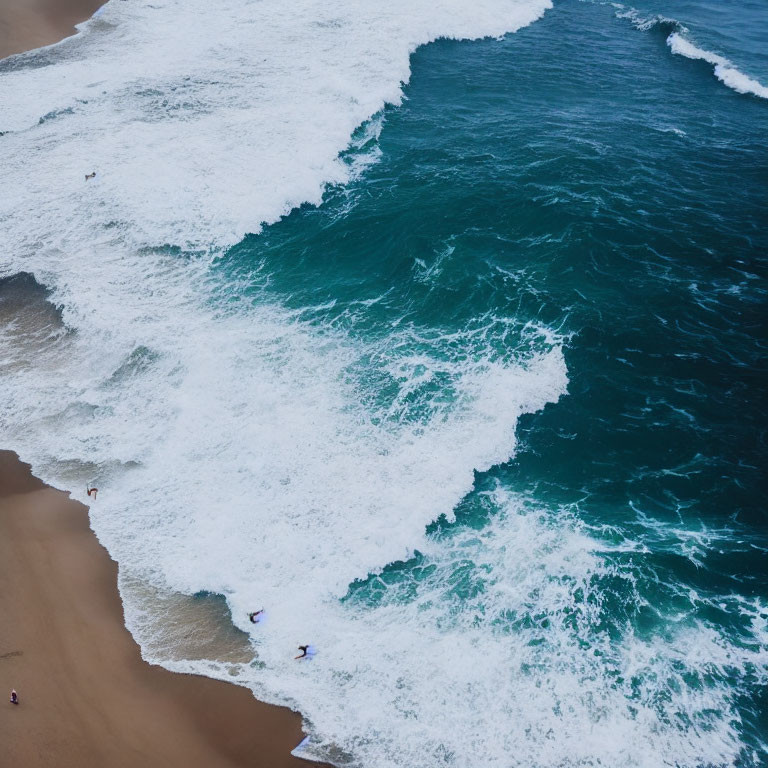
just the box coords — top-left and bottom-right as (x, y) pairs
(0, 450), (322, 767)
(0, 0), (104, 59)
(1, 10), (331, 766)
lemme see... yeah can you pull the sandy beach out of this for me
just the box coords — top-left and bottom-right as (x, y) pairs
(0, 451), (319, 767)
(0, 0), (103, 58)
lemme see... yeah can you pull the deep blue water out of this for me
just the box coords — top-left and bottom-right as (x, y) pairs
(220, 0), (768, 760)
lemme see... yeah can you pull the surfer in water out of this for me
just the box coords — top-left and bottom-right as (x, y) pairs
(85, 172), (96, 181)
(248, 610), (263, 624)
(294, 645), (310, 659)
(87, 485), (98, 499)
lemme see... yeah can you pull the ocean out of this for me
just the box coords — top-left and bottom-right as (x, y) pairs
(1, 0), (766, 765)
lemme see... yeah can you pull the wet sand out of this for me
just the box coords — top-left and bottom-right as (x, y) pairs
(0, 0), (104, 58)
(0, 450), (319, 767)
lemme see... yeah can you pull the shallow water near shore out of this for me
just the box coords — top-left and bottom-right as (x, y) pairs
(1, 0), (767, 765)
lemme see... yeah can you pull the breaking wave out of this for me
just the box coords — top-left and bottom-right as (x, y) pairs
(615, 5), (768, 99)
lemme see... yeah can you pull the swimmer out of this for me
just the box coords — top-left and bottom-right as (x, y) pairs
(248, 610), (264, 624)
(10, 690), (18, 705)
(86, 486), (98, 499)
(294, 645), (309, 660)
(85, 172), (96, 181)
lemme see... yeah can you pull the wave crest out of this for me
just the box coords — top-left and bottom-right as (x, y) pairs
(615, 5), (768, 100)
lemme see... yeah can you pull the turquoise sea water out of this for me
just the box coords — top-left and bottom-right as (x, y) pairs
(221, 0), (768, 759)
(1, 0), (766, 764)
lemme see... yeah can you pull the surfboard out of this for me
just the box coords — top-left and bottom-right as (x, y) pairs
(292, 736), (310, 753)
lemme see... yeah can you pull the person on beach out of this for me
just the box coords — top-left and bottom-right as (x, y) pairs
(85, 172), (96, 180)
(294, 645), (309, 659)
(10, 690), (18, 705)
(248, 610), (263, 624)
(87, 485), (98, 499)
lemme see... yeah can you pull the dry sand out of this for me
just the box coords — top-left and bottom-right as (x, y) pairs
(0, 451), (322, 767)
(0, 0), (104, 58)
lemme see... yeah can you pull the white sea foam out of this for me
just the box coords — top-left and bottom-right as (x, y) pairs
(0, 0), (552, 252)
(1, 0), (765, 765)
(667, 32), (768, 100)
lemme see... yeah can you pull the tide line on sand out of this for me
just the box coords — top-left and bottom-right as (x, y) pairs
(0, 0), (105, 59)
(0, 449), (322, 768)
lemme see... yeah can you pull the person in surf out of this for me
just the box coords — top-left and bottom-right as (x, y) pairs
(248, 610), (264, 624)
(87, 485), (98, 499)
(294, 645), (309, 659)
(85, 172), (96, 180)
